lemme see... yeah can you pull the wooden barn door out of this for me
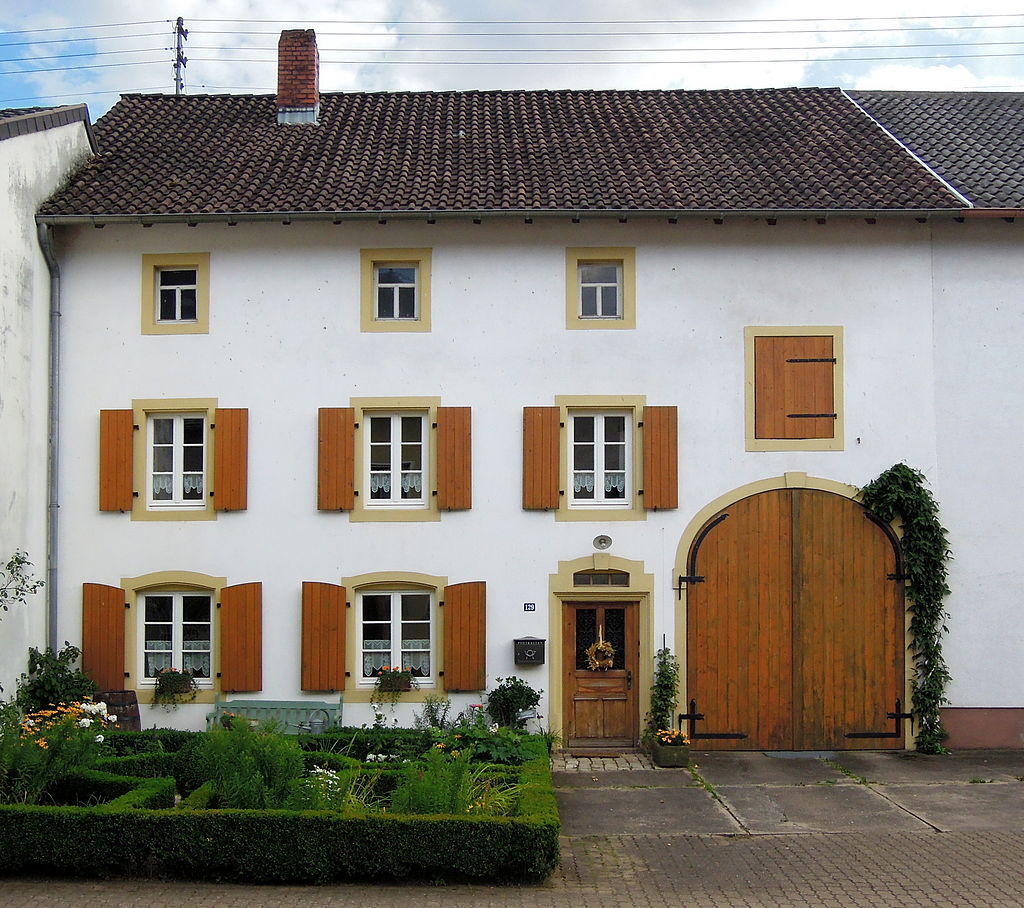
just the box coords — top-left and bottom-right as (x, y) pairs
(564, 602), (639, 752)
(686, 489), (904, 751)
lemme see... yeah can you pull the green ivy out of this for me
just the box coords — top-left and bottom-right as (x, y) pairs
(645, 647), (679, 741)
(860, 464), (951, 754)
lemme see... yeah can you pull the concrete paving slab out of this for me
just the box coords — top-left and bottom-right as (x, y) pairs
(556, 785), (740, 835)
(689, 750), (851, 787)
(553, 769), (696, 789)
(831, 749), (1024, 783)
(719, 781), (930, 833)
(878, 781), (1024, 831)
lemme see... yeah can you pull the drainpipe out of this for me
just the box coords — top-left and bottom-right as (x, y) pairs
(36, 223), (60, 650)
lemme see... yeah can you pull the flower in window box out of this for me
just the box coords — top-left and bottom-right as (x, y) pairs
(152, 667), (198, 709)
(374, 666), (415, 692)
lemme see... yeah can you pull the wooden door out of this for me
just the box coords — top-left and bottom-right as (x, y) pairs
(564, 603), (639, 750)
(686, 489), (904, 750)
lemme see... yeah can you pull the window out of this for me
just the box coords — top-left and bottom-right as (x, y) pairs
(360, 248), (432, 332)
(367, 413), (426, 507)
(570, 411), (630, 508)
(573, 569), (630, 586)
(565, 247), (636, 329)
(148, 413), (206, 509)
(359, 590), (434, 683)
(142, 590), (213, 683)
(141, 253), (210, 335)
(745, 326), (844, 452)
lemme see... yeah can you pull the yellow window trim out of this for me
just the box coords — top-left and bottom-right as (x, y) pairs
(342, 571), (447, 700)
(744, 326), (845, 452)
(360, 248), (432, 333)
(565, 247), (636, 330)
(553, 394), (647, 522)
(121, 570), (227, 704)
(130, 397), (218, 521)
(349, 396), (442, 522)
(141, 253), (210, 336)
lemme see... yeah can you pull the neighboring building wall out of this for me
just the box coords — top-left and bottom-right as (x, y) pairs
(53, 216), (949, 730)
(0, 111), (93, 693)
(931, 219), (1024, 748)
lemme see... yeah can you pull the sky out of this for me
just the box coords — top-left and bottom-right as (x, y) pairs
(2, 0), (1024, 117)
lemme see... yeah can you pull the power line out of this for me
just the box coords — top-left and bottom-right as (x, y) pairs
(0, 32), (168, 49)
(185, 14), (1024, 25)
(1, 20), (168, 35)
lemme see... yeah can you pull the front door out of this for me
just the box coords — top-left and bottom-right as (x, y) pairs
(563, 602), (639, 751)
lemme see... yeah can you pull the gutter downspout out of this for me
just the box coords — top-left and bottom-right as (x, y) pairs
(36, 223), (60, 650)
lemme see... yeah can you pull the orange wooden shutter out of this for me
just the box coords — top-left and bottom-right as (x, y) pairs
(214, 408), (248, 510)
(754, 336), (835, 439)
(443, 581), (486, 692)
(522, 406), (560, 509)
(219, 581), (262, 691)
(99, 409), (134, 511)
(642, 405), (678, 510)
(301, 582), (347, 691)
(82, 582), (126, 690)
(437, 406), (472, 510)
(317, 408), (355, 510)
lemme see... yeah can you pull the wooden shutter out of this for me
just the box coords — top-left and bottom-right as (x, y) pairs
(213, 408), (248, 510)
(318, 408), (355, 510)
(82, 583), (126, 690)
(754, 336), (836, 439)
(99, 409), (134, 511)
(301, 582), (346, 691)
(522, 406), (560, 509)
(437, 406), (472, 510)
(642, 405), (678, 510)
(219, 581), (262, 692)
(443, 581), (486, 692)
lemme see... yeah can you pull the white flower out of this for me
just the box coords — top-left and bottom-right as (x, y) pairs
(490, 723), (499, 733)
(94, 734), (104, 743)
(106, 715), (118, 724)
(77, 718), (93, 728)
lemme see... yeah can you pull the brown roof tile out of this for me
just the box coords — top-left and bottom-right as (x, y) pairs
(40, 88), (961, 218)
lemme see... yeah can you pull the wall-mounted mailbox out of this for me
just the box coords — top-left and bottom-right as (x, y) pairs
(514, 637), (546, 665)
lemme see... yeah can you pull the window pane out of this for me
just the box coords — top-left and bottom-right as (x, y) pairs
(152, 418), (173, 445)
(362, 595), (391, 622)
(145, 596), (173, 621)
(183, 653), (211, 678)
(604, 416), (626, 442)
(182, 596), (210, 622)
(145, 625), (172, 647)
(183, 446), (203, 472)
(182, 474), (203, 499)
(574, 445), (595, 470)
(159, 269), (195, 286)
(401, 416), (422, 442)
(580, 285), (597, 317)
(370, 452), (391, 472)
(401, 444), (422, 470)
(363, 625), (391, 642)
(377, 287), (394, 319)
(379, 266), (415, 284)
(574, 473), (595, 498)
(581, 264), (618, 283)
(574, 416), (594, 442)
(145, 653), (171, 676)
(179, 289), (197, 320)
(182, 418), (203, 444)
(152, 447), (173, 472)
(402, 594), (430, 620)
(605, 444), (625, 471)
(397, 286), (416, 319)
(159, 289), (177, 321)
(599, 286), (619, 317)
(370, 418), (391, 443)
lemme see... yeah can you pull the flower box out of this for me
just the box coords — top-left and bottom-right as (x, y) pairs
(376, 676), (413, 692)
(650, 740), (690, 768)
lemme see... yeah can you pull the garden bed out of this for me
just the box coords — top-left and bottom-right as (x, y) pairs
(0, 728), (560, 883)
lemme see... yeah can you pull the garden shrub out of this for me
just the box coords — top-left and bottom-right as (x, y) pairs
(486, 677), (541, 729)
(199, 720), (304, 808)
(14, 645), (97, 713)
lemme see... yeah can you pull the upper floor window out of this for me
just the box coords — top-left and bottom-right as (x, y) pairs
(367, 412), (427, 508)
(149, 413), (206, 509)
(565, 247), (636, 330)
(360, 249), (432, 332)
(157, 268), (198, 322)
(579, 262), (622, 319)
(142, 590), (213, 683)
(141, 253), (210, 335)
(360, 589), (433, 682)
(571, 411), (631, 508)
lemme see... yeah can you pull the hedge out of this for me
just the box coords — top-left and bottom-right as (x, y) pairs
(0, 738), (559, 883)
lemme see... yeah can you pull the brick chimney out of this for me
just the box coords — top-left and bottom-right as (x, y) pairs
(277, 29), (319, 125)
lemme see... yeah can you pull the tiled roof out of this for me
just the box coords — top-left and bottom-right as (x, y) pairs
(39, 88), (961, 218)
(0, 104), (93, 144)
(851, 91), (1024, 209)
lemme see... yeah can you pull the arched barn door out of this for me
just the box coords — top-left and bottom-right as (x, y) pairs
(686, 489), (905, 750)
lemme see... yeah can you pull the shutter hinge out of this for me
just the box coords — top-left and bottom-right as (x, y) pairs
(346, 601), (351, 608)
(354, 422), (359, 429)
(786, 357), (836, 363)
(345, 671), (351, 677)
(432, 490), (437, 496)
(216, 602), (221, 608)
(887, 573), (907, 582)
(216, 672), (222, 678)
(124, 671), (130, 678)
(132, 491), (139, 497)
(438, 670), (444, 676)
(637, 420), (644, 427)
(124, 602), (130, 609)
(439, 600), (444, 607)
(559, 489), (565, 496)
(210, 423), (215, 429)
(638, 488), (644, 495)
(132, 424), (140, 431)
(559, 421), (565, 428)
(787, 413), (838, 419)
(432, 422), (438, 429)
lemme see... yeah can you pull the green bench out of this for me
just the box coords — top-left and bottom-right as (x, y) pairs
(206, 694), (343, 734)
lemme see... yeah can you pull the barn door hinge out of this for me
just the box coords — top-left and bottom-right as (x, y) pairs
(845, 699), (913, 739)
(675, 575), (704, 599)
(679, 699), (747, 740)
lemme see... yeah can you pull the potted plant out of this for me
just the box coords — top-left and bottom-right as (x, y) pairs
(644, 647), (679, 745)
(370, 666), (415, 708)
(152, 667), (198, 709)
(650, 727), (690, 768)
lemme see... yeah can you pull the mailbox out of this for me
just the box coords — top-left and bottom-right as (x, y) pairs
(514, 637), (546, 665)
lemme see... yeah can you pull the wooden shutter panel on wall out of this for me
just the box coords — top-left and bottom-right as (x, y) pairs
(522, 406), (560, 509)
(642, 405), (678, 510)
(213, 408), (248, 510)
(754, 336), (836, 440)
(219, 581), (262, 692)
(82, 583), (126, 690)
(318, 408), (355, 510)
(301, 582), (346, 691)
(443, 581), (486, 692)
(437, 406), (472, 510)
(99, 409), (134, 511)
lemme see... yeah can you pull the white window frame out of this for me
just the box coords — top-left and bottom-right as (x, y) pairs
(156, 267), (199, 323)
(578, 261), (623, 319)
(365, 412), (428, 509)
(147, 413), (207, 510)
(569, 410), (632, 509)
(374, 263), (419, 321)
(140, 589), (214, 686)
(358, 589), (435, 684)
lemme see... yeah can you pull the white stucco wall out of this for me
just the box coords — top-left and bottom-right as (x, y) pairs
(51, 215), (960, 729)
(0, 117), (93, 693)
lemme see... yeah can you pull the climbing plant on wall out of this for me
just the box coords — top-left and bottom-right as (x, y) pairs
(860, 464), (951, 753)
